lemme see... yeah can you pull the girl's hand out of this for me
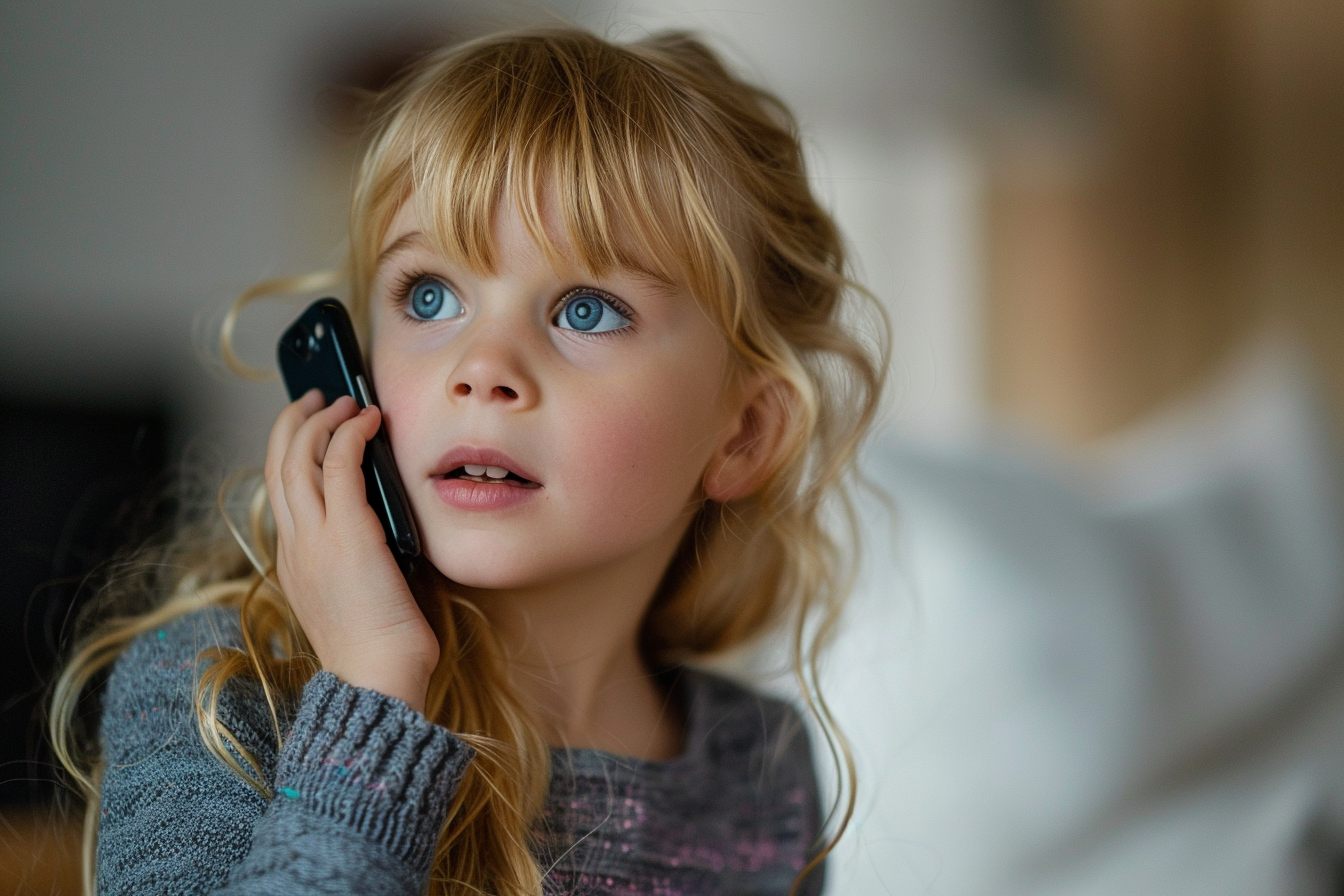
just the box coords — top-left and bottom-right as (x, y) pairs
(264, 389), (440, 713)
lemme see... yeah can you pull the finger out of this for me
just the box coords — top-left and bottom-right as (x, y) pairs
(271, 391), (340, 528)
(268, 389), (326, 466)
(265, 389), (325, 533)
(296, 394), (360, 469)
(322, 405), (386, 535)
(282, 395), (361, 520)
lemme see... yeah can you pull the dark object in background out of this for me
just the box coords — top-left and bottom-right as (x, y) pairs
(0, 401), (167, 808)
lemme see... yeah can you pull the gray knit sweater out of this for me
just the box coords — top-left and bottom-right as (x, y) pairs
(95, 607), (825, 895)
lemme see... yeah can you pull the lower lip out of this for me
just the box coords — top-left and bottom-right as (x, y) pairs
(432, 478), (541, 511)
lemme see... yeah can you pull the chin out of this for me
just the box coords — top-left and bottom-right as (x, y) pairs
(420, 543), (533, 591)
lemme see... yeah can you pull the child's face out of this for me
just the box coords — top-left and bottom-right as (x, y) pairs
(368, 197), (745, 594)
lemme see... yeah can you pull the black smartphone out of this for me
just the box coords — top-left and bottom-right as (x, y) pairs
(277, 298), (421, 570)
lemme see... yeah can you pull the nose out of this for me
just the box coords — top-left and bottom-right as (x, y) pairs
(446, 323), (539, 409)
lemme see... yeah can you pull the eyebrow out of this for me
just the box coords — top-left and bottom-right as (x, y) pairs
(375, 228), (684, 300)
(376, 231), (426, 268)
(622, 268), (683, 302)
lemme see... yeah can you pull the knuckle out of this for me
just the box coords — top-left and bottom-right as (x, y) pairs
(323, 449), (361, 477)
(273, 399), (309, 432)
(319, 396), (355, 422)
(263, 445), (285, 483)
(279, 458), (307, 491)
(327, 425), (367, 464)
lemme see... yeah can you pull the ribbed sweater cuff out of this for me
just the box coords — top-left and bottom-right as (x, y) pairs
(274, 671), (472, 872)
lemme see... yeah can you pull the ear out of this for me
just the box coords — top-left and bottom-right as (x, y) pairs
(703, 375), (795, 503)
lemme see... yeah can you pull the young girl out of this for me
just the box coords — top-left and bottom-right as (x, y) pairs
(51, 27), (886, 896)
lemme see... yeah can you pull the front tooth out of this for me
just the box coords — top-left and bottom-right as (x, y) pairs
(463, 464), (487, 476)
(485, 465), (509, 479)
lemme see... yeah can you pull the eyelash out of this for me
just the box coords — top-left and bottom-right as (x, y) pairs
(388, 269), (448, 326)
(552, 287), (637, 338)
(387, 271), (638, 335)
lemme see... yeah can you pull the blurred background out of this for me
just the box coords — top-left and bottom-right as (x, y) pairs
(1, 0), (1341, 894)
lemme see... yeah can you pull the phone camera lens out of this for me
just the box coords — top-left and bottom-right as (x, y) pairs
(290, 331), (311, 360)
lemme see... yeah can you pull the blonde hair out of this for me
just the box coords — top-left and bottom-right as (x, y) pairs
(52, 27), (887, 896)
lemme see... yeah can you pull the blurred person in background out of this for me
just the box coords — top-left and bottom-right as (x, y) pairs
(816, 0), (1344, 893)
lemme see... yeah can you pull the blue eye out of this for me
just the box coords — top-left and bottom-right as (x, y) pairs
(556, 291), (630, 333)
(407, 276), (463, 321)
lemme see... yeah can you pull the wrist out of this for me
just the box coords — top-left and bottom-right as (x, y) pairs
(326, 660), (435, 715)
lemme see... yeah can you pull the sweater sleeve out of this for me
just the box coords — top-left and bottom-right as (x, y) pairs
(96, 607), (472, 896)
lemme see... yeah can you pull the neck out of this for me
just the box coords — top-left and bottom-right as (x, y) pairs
(452, 557), (685, 762)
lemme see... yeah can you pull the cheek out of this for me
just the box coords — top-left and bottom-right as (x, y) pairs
(370, 351), (431, 460)
(560, 370), (730, 518)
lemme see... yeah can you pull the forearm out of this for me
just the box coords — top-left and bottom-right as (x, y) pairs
(213, 673), (470, 895)
(96, 611), (470, 896)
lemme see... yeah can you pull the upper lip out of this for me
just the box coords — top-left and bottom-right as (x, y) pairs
(431, 446), (541, 484)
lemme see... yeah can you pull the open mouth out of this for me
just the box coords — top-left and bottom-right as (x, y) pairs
(443, 464), (541, 488)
